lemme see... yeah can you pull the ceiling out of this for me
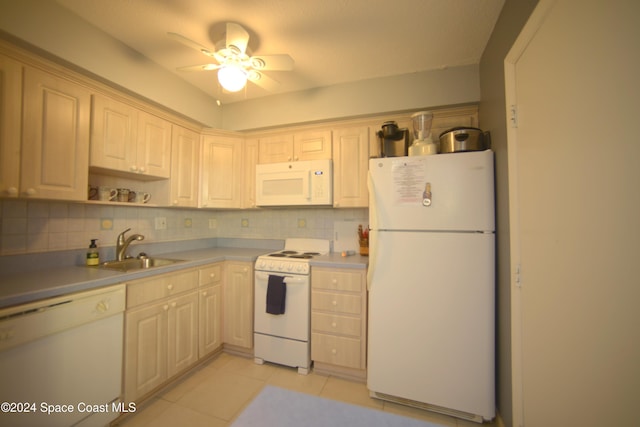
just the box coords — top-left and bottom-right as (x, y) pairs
(55, 0), (505, 105)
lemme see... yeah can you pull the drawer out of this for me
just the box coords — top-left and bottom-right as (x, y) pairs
(312, 291), (362, 315)
(312, 312), (361, 337)
(312, 269), (363, 292)
(127, 269), (198, 308)
(199, 264), (222, 287)
(311, 333), (362, 369)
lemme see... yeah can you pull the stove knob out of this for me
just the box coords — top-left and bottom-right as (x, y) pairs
(286, 263), (293, 271)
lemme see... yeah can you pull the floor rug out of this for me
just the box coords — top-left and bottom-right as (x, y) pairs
(231, 385), (442, 427)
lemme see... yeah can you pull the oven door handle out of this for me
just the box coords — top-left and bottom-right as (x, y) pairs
(255, 272), (307, 284)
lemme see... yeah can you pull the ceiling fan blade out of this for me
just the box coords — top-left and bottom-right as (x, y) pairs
(226, 23), (249, 54)
(176, 64), (221, 72)
(167, 32), (216, 58)
(250, 54), (294, 71)
(248, 70), (280, 91)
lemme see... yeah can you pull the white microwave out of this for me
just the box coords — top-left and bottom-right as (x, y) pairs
(256, 159), (333, 207)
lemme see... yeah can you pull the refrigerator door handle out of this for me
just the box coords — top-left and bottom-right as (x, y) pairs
(366, 170), (376, 291)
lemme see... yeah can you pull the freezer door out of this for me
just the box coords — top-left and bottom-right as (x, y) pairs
(368, 151), (494, 232)
(367, 230), (495, 420)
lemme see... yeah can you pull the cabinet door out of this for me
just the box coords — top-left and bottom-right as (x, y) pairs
(124, 303), (168, 402)
(170, 125), (200, 207)
(0, 54), (22, 197)
(199, 284), (222, 358)
(137, 111), (172, 178)
(90, 94), (138, 173)
(332, 126), (369, 208)
(21, 66), (90, 200)
(200, 135), (242, 208)
(167, 291), (198, 377)
(242, 138), (259, 208)
(294, 129), (332, 161)
(224, 262), (253, 348)
(258, 134), (294, 163)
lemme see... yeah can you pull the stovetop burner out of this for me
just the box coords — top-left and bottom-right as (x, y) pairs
(267, 250), (322, 259)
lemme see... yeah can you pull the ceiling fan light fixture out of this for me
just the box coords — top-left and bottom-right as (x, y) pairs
(218, 63), (247, 92)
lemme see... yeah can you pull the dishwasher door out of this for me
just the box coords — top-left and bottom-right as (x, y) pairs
(0, 284), (125, 427)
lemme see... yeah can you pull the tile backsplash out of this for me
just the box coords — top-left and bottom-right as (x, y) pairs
(0, 199), (368, 255)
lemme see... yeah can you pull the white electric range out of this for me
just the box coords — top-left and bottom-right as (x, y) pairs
(254, 238), (330, 374)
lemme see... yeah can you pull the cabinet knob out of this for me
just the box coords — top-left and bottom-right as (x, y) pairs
(6, 187), (18, 196)
(331, 322), (337, 328)
(173, 200), (178, 205)
(167, 284), (174, 290)
(130, 165), (138, 172)
(332, 300), (338, 306)
(139, 166), (146, 173)
(331, 349), (337, 355)
(170, 302), (176, 308)
(332, 279), (338, 284)
(243, 268), (248, 273)
(202, 291), (208, 296)
(25, 188), (36, 196)
(163, 304), (169, 311)
(210, 273), (216, 278)
(96, 301), (109, 313)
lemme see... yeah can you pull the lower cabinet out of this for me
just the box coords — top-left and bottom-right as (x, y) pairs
(311, 267), (367, 379)
(198, 263), (223, 358)
(223, 261), (254, 350)
(123, 269), (199, 402)
(122, 262), (230, 403)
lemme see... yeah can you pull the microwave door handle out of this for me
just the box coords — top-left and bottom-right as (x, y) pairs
(304, 171), (311, 200)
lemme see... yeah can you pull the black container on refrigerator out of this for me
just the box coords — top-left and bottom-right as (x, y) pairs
(376, 121), (410, 157)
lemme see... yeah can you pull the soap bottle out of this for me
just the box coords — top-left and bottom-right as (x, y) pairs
(86, 239), (100, 266)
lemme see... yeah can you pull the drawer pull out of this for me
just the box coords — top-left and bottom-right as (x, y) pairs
(167, 284), (174, 290)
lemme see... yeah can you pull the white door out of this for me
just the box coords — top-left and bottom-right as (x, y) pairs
(254, 272), (309, 341)
(367, 230), (495, 419)
(369, 151), (494, 232)
(506, 1), (640, 425)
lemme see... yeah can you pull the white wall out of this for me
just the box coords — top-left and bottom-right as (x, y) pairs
(0, 0), (222, 128)
(222, 65), (480, 130)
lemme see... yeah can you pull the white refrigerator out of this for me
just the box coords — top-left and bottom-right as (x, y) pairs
(366, 150), (495, 423)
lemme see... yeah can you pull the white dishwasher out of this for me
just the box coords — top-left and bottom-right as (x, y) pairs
(0, 284), (126, 427)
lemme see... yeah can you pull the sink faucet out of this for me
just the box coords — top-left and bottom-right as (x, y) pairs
(116, 228), (145, 261)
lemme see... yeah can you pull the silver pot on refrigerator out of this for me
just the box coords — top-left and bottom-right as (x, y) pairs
(439, 127), (491, 153)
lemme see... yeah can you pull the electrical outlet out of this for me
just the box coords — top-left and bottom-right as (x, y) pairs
(155, 217), (167, 230)
(209, 218), (218, 229)
(298, 218), (307, 228)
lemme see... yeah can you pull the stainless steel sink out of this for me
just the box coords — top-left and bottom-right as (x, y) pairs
(97, 257), (185, 272)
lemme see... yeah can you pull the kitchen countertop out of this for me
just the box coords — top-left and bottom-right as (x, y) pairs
(0, 247), (368, 309)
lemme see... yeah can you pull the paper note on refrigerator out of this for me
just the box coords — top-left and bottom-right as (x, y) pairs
(391, 159), (426, 205)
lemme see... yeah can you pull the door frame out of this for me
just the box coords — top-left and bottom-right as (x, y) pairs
(503, 1), (556, 426)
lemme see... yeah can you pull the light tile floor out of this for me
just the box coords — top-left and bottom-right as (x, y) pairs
(113, 352), (497, 427)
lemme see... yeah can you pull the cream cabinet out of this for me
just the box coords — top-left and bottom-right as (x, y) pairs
(123, 269), (198, 402)
(311, 267), (367, 379)
(223, 261), (254, 349)
(198, 263), (223, 358)
(242, 138), (259, 209)
(90, 94), (172, 179)
(258, 129), (332, 163)
(15, 66), (91, 200)
(170, 125), (200, 207)
(0, 54), (22, 198)
(332, 126), (370, 208)
(200, 134), (243, 208)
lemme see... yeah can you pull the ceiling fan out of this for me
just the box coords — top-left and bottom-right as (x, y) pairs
(168, 23), (294, 93)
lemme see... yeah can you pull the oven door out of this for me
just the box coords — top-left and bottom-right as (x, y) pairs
(254, 271), (310, 341)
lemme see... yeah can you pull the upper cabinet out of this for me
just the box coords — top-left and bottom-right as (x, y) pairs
(332, 126), (370, 208)
(170, 125), (200, 207)
(200, 134), (243, 208)
(258, 130), (332, 163)
(0, 54), (23, 198)
(18, 66), (91, 201)
(90, 94), (172, 179)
